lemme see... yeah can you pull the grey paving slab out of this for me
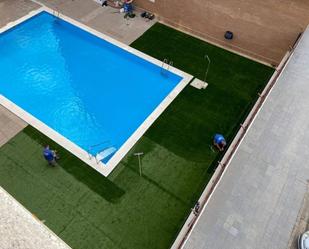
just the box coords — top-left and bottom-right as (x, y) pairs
(35, 0), (156, 44)
(0, 186), (70, 249)
(184, 26), (309, 249)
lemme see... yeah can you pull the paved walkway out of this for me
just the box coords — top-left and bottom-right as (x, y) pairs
(0, 186), (71, 249)
(34, 0), (155, 44)
(0, 0), (39, 28)
(183, 26), (309, 249)
(0, 105), (27, 147)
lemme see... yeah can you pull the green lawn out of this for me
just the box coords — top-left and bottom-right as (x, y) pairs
(0, 23), (274, 249)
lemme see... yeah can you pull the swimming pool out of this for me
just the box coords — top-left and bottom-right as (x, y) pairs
(0, 8), (192, 176)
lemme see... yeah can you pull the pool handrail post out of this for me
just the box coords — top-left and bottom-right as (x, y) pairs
(204, 54), (210, 84)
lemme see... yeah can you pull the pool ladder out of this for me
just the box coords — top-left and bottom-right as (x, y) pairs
(161, 58), (173, 75)
(52, 8), (61, 19)
(88, 141), (117, 164)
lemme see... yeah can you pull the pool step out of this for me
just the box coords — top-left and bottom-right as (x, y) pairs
(96, 146), (117, 162)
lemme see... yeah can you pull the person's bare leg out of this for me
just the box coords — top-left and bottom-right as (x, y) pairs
(214, 142), (221, 151)
(52, 150), (60, 160)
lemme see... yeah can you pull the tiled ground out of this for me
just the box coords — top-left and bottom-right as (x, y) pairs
(0, 105), (27, 147)
(0, 186), (70, 249)
(0, 0), (39, 28)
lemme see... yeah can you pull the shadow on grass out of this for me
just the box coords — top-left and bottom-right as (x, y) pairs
(23, 126), (125, 203)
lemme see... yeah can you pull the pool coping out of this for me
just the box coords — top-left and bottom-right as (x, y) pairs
(0, 6), (193, 177)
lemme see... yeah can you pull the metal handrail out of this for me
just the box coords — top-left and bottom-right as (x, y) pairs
(162, 58), (168, 67)
(87, 140), (110, 159)
(161, 58), (168, 74)
(52, 8), (60, 19)
(94, 145), (116, 164)
(168, 61), (173, 71)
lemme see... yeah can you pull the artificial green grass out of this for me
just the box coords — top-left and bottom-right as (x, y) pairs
(131, 23), (274, 164)
(0, 127), (196, 249)
(0, 23), (274, 249)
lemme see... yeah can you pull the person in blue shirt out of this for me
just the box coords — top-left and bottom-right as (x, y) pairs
(124, 0), (133, 12)
(43, 145), (59, 166)
(213, 134), (226, 151)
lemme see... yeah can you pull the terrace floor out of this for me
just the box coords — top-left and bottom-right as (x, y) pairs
(0, 186), (70, 249)
(0, 17), (274, 249)
(0, 0), (39, 27)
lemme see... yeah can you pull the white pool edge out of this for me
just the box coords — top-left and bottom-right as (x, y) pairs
(0, 7), (193, 177)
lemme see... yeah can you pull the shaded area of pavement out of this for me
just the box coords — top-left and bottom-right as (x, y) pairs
(184, 27), (309, 249)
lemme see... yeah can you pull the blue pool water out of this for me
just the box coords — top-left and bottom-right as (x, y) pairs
(0, 12), (182, 162)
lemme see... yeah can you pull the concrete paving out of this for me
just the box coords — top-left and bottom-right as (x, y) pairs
(136, 0), (309, 66)
(0, 105), (27, 147)
(0, 0), (39, 28)
(34, 0), (155, 44)
(183, 26), (309, 249)
(287, 185), (309, 248)
(0, 186), (71, 249)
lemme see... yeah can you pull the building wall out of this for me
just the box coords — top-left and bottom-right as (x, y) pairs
(135, 0), (309, 65)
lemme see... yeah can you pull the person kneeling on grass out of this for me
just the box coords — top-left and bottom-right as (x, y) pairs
(43, 145), (59, 166)
(213, 133), (226, 151)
